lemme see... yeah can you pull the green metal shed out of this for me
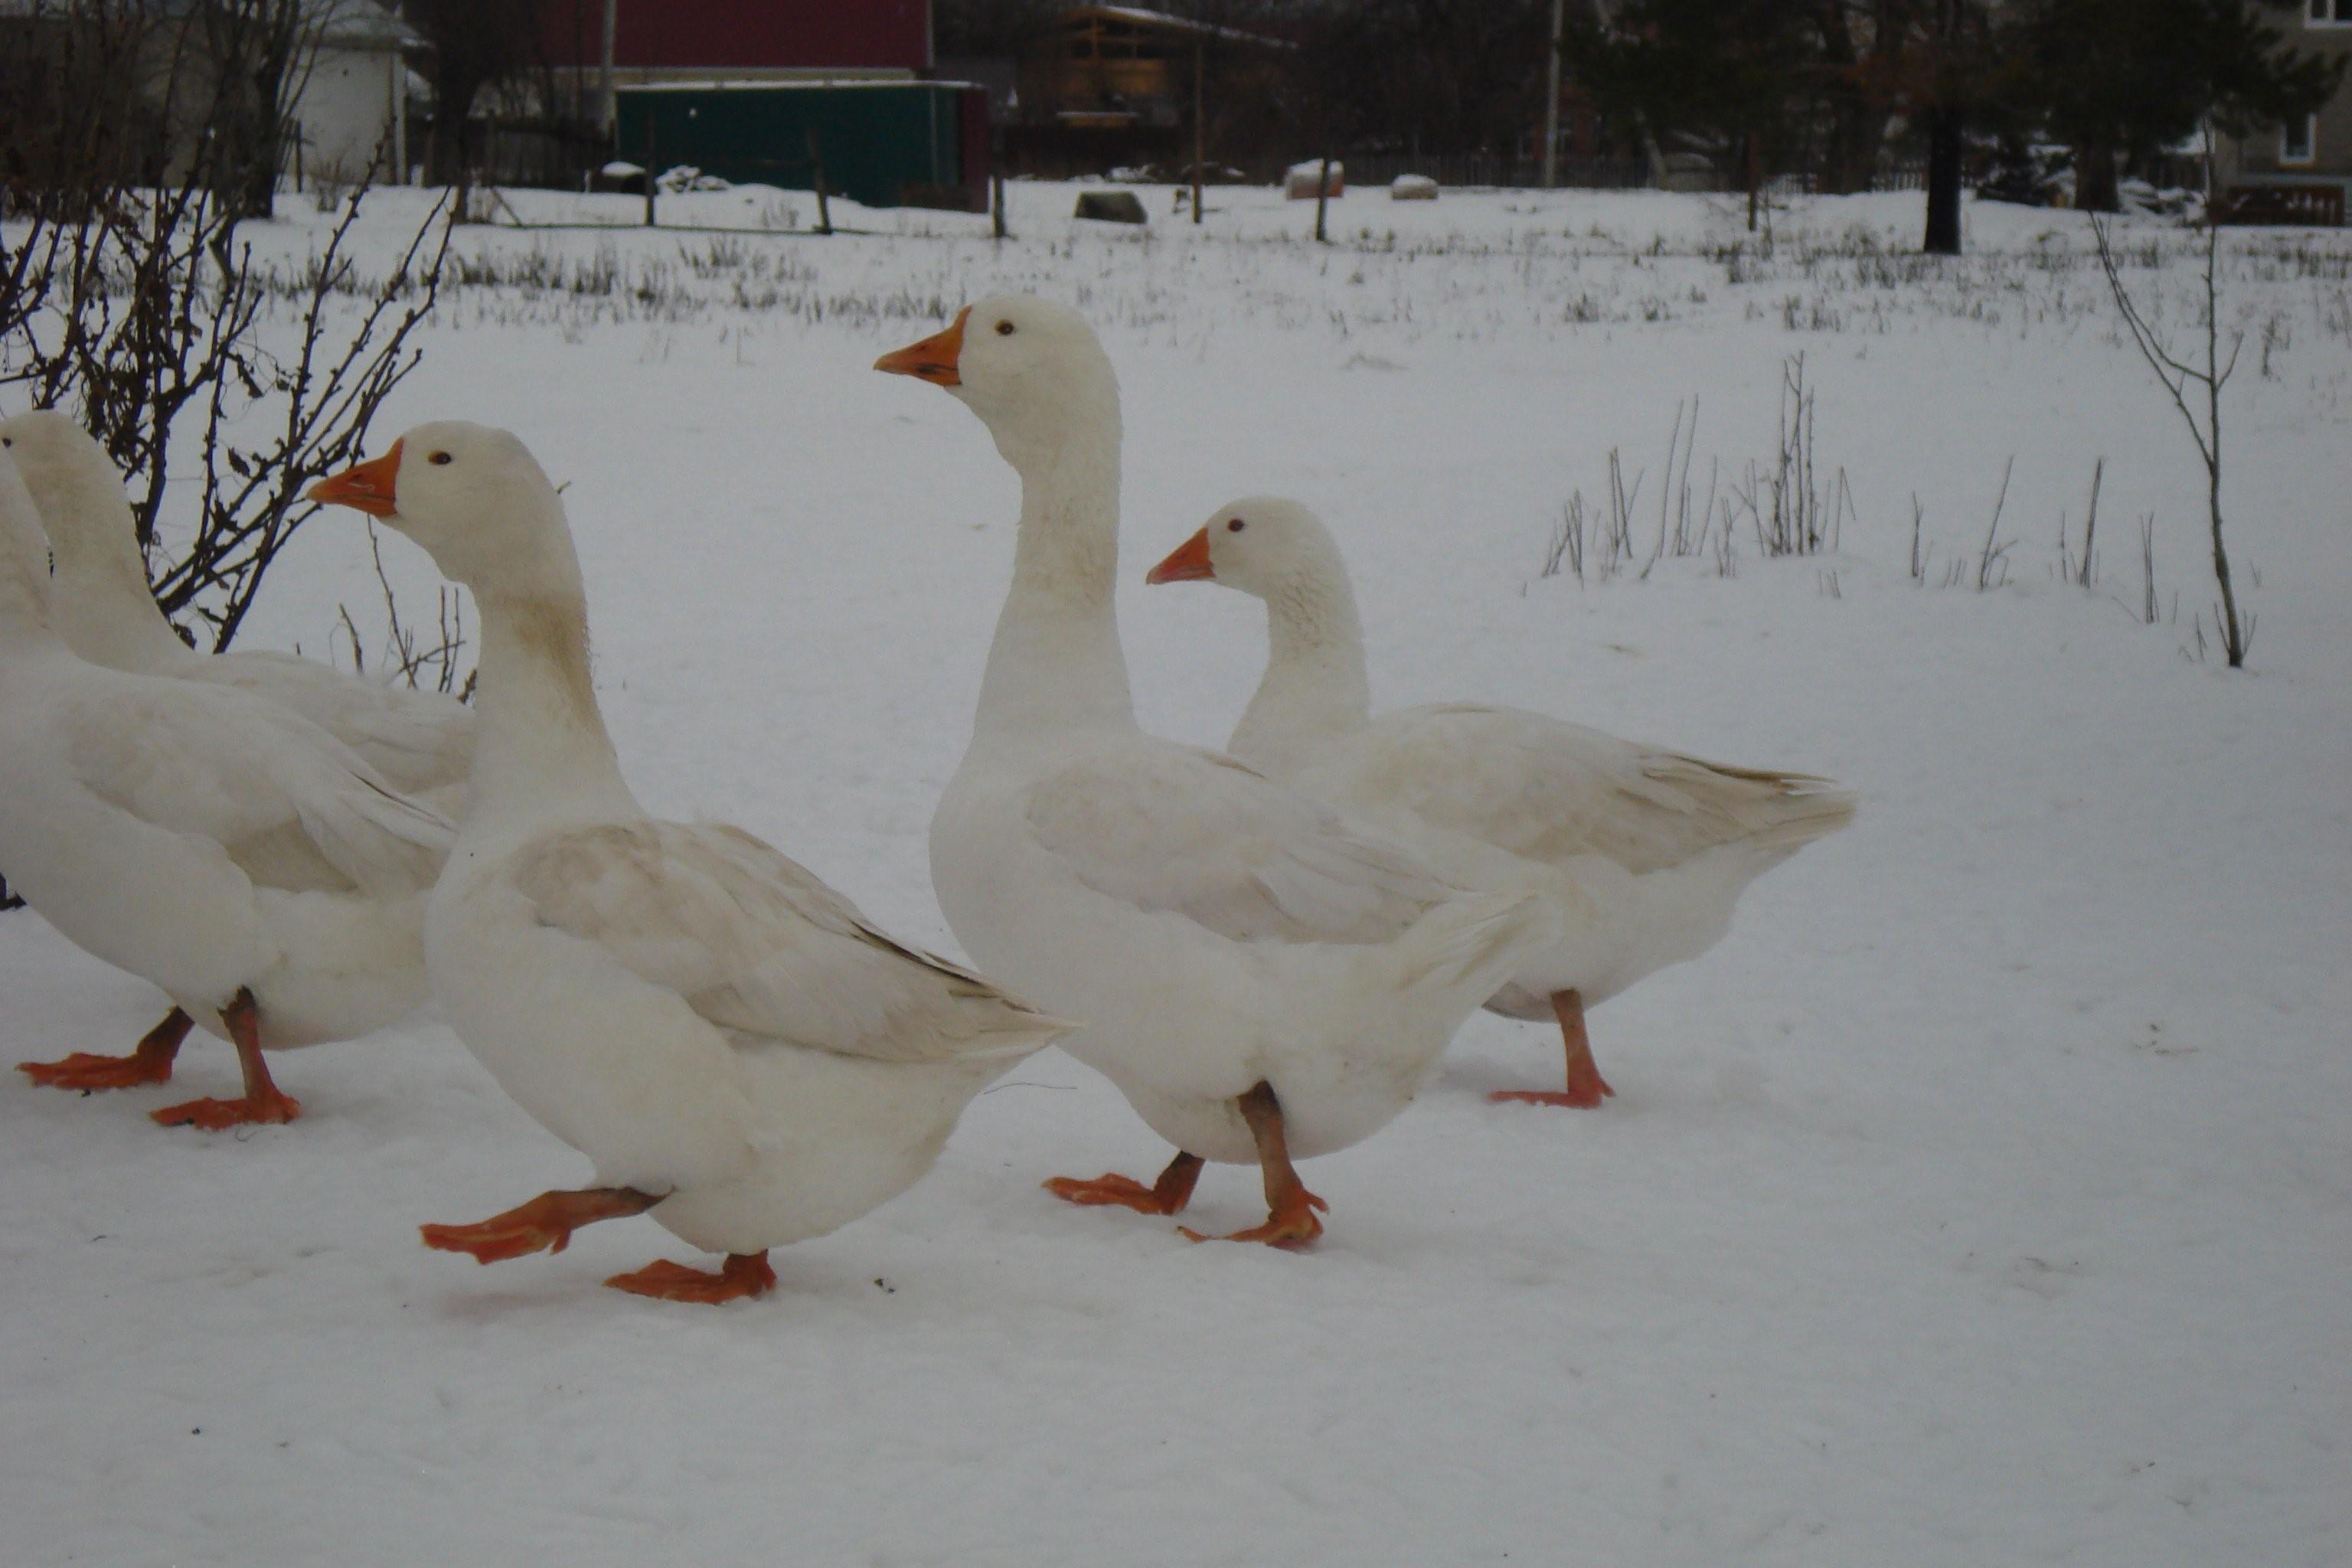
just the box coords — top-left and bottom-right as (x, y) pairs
(615, 81), (988, 211)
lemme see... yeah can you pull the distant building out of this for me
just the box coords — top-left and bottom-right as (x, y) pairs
(540, 0), (933, 127)
(2214, 2), (2352, 220)
(1001, 6), (1290, 179)
(291, 1), (423, 185)
(0, 0), (420, 197)
(531, 2), (986, 211)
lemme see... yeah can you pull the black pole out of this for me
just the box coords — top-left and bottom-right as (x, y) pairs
(806, 127), (831, 235)
(1922, 106), (1962, 254)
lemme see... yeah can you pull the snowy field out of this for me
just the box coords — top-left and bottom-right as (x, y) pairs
(2, 180), (2347, 1566)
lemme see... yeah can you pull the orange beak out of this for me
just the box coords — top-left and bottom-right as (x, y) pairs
(1145, 527), (1215, 586)
(874, 307), (969, 386)
(307, 439), (403, 517)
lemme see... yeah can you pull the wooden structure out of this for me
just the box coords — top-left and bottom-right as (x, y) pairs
(2214, 182), (2344, 227)
(1007, 7), (1288, 179)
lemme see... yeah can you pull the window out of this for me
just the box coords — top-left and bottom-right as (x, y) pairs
(2311, 1), (2352, 26)
(2281, 115), (2317, 165)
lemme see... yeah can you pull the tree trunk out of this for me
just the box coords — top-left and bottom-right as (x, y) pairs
(1813, 2), (1886, 195)
(2074, 135), (2120, 213)
(1923, 105), (1963, 254)
(430, 76), (482, 186)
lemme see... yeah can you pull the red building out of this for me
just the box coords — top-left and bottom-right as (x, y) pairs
(542, 1), (933, 90)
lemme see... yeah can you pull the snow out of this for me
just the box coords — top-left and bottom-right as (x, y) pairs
(3, 181), (2347, 1567)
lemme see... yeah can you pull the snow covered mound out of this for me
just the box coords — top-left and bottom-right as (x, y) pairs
(1285, 159), (1344, 198)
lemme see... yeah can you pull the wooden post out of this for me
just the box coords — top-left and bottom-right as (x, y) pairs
(599, 0), (618, 136)
(643, 115), (657, 227)
(991, 168), (1007, 240)
(806, 128), (832, 235)
(1314, 153), (1331, 243)
(1191, 38), (1204, 225)
(391, 41), (407, 181)
(1541, 0), (1563, 189)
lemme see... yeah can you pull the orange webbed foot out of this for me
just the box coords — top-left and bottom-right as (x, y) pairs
(1180, 1190), (1328, 1250)
(420, 1215), (568, 1266)
(20, 1050), (177, 1091)
(605, 1253), (776, 1305)
(1497, 991), (1615, 1107)
(1044, 1173), (1181, 1214)
(1044, 1152), (1203, 1217)
(150, 1086), (302, 1129)
(421, 1187), (661, 1266)
(1487, 1079), (1614, 1109)
(21, 1009), (191, 1092)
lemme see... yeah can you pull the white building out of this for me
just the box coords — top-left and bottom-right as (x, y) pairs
(287, 0), (425, 187)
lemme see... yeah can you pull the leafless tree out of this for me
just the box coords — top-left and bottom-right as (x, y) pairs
(2092, 212), (2252, 668)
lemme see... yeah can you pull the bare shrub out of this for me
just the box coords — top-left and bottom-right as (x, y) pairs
(5, 2), (456, 659)
(2092, 214), (2252, 668)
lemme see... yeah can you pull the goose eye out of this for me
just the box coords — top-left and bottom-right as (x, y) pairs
(1, 437), (11, 448)
(427, 451), (452, 466)
(1227, 518), (1246, 533)
(994, 320), (1015, 336)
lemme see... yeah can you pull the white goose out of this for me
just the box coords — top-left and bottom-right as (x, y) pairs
(0, 410), (473, 802)
(309, 423), (1074, 1303)
(1146, 496), (1857, 1106)
(876, 299), (1554, 1248)
(0, 447), (452, 1128)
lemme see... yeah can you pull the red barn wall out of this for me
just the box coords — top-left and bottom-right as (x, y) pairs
(542, 1), (931, 73)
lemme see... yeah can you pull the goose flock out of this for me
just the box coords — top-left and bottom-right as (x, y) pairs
(0, 296), (1852, 1303)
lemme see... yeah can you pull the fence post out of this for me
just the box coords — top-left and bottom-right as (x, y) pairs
(643, 115), (657, 228)
(806, 128), (832, 235)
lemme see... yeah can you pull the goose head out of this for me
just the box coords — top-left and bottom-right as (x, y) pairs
(1146, 497), (1343, 600)
(309, 421), (573, 598)
(0, 412), (141, 580)
(874, 295), (1119, 469)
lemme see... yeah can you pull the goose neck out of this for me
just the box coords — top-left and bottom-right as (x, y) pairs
(463, 583), (633, 829)
(51, 541), (199, 670)
(1231, 575), (1370, 775)
(972, 417), (1135, 743)
(0, 511), (58, 655)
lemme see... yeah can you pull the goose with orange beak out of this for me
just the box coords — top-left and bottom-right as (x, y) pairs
(1145, 495), (1857, 1107)
(0, 444), (451, 1129)
(308, 423), (1073, 1304)
(875, 296), (1557, 1248)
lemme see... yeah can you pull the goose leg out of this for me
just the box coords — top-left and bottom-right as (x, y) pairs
(1181, 1081), (1327, 1250)
(1488, 989), (1615, 1109)
(420, 1186), (663, 1265)
(152, 991), (302, 1129)
(606, 1251), (777, 1305)
(19, 1007), (191, 1090)
(1044, 1150), (1204, 1216)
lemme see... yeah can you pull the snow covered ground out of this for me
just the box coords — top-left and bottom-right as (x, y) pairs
(3, 181), (2347, 1566)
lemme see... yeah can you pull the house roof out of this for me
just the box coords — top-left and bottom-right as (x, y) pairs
(307, 0), (421, 51)
(1061, 5), (1289, 50)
